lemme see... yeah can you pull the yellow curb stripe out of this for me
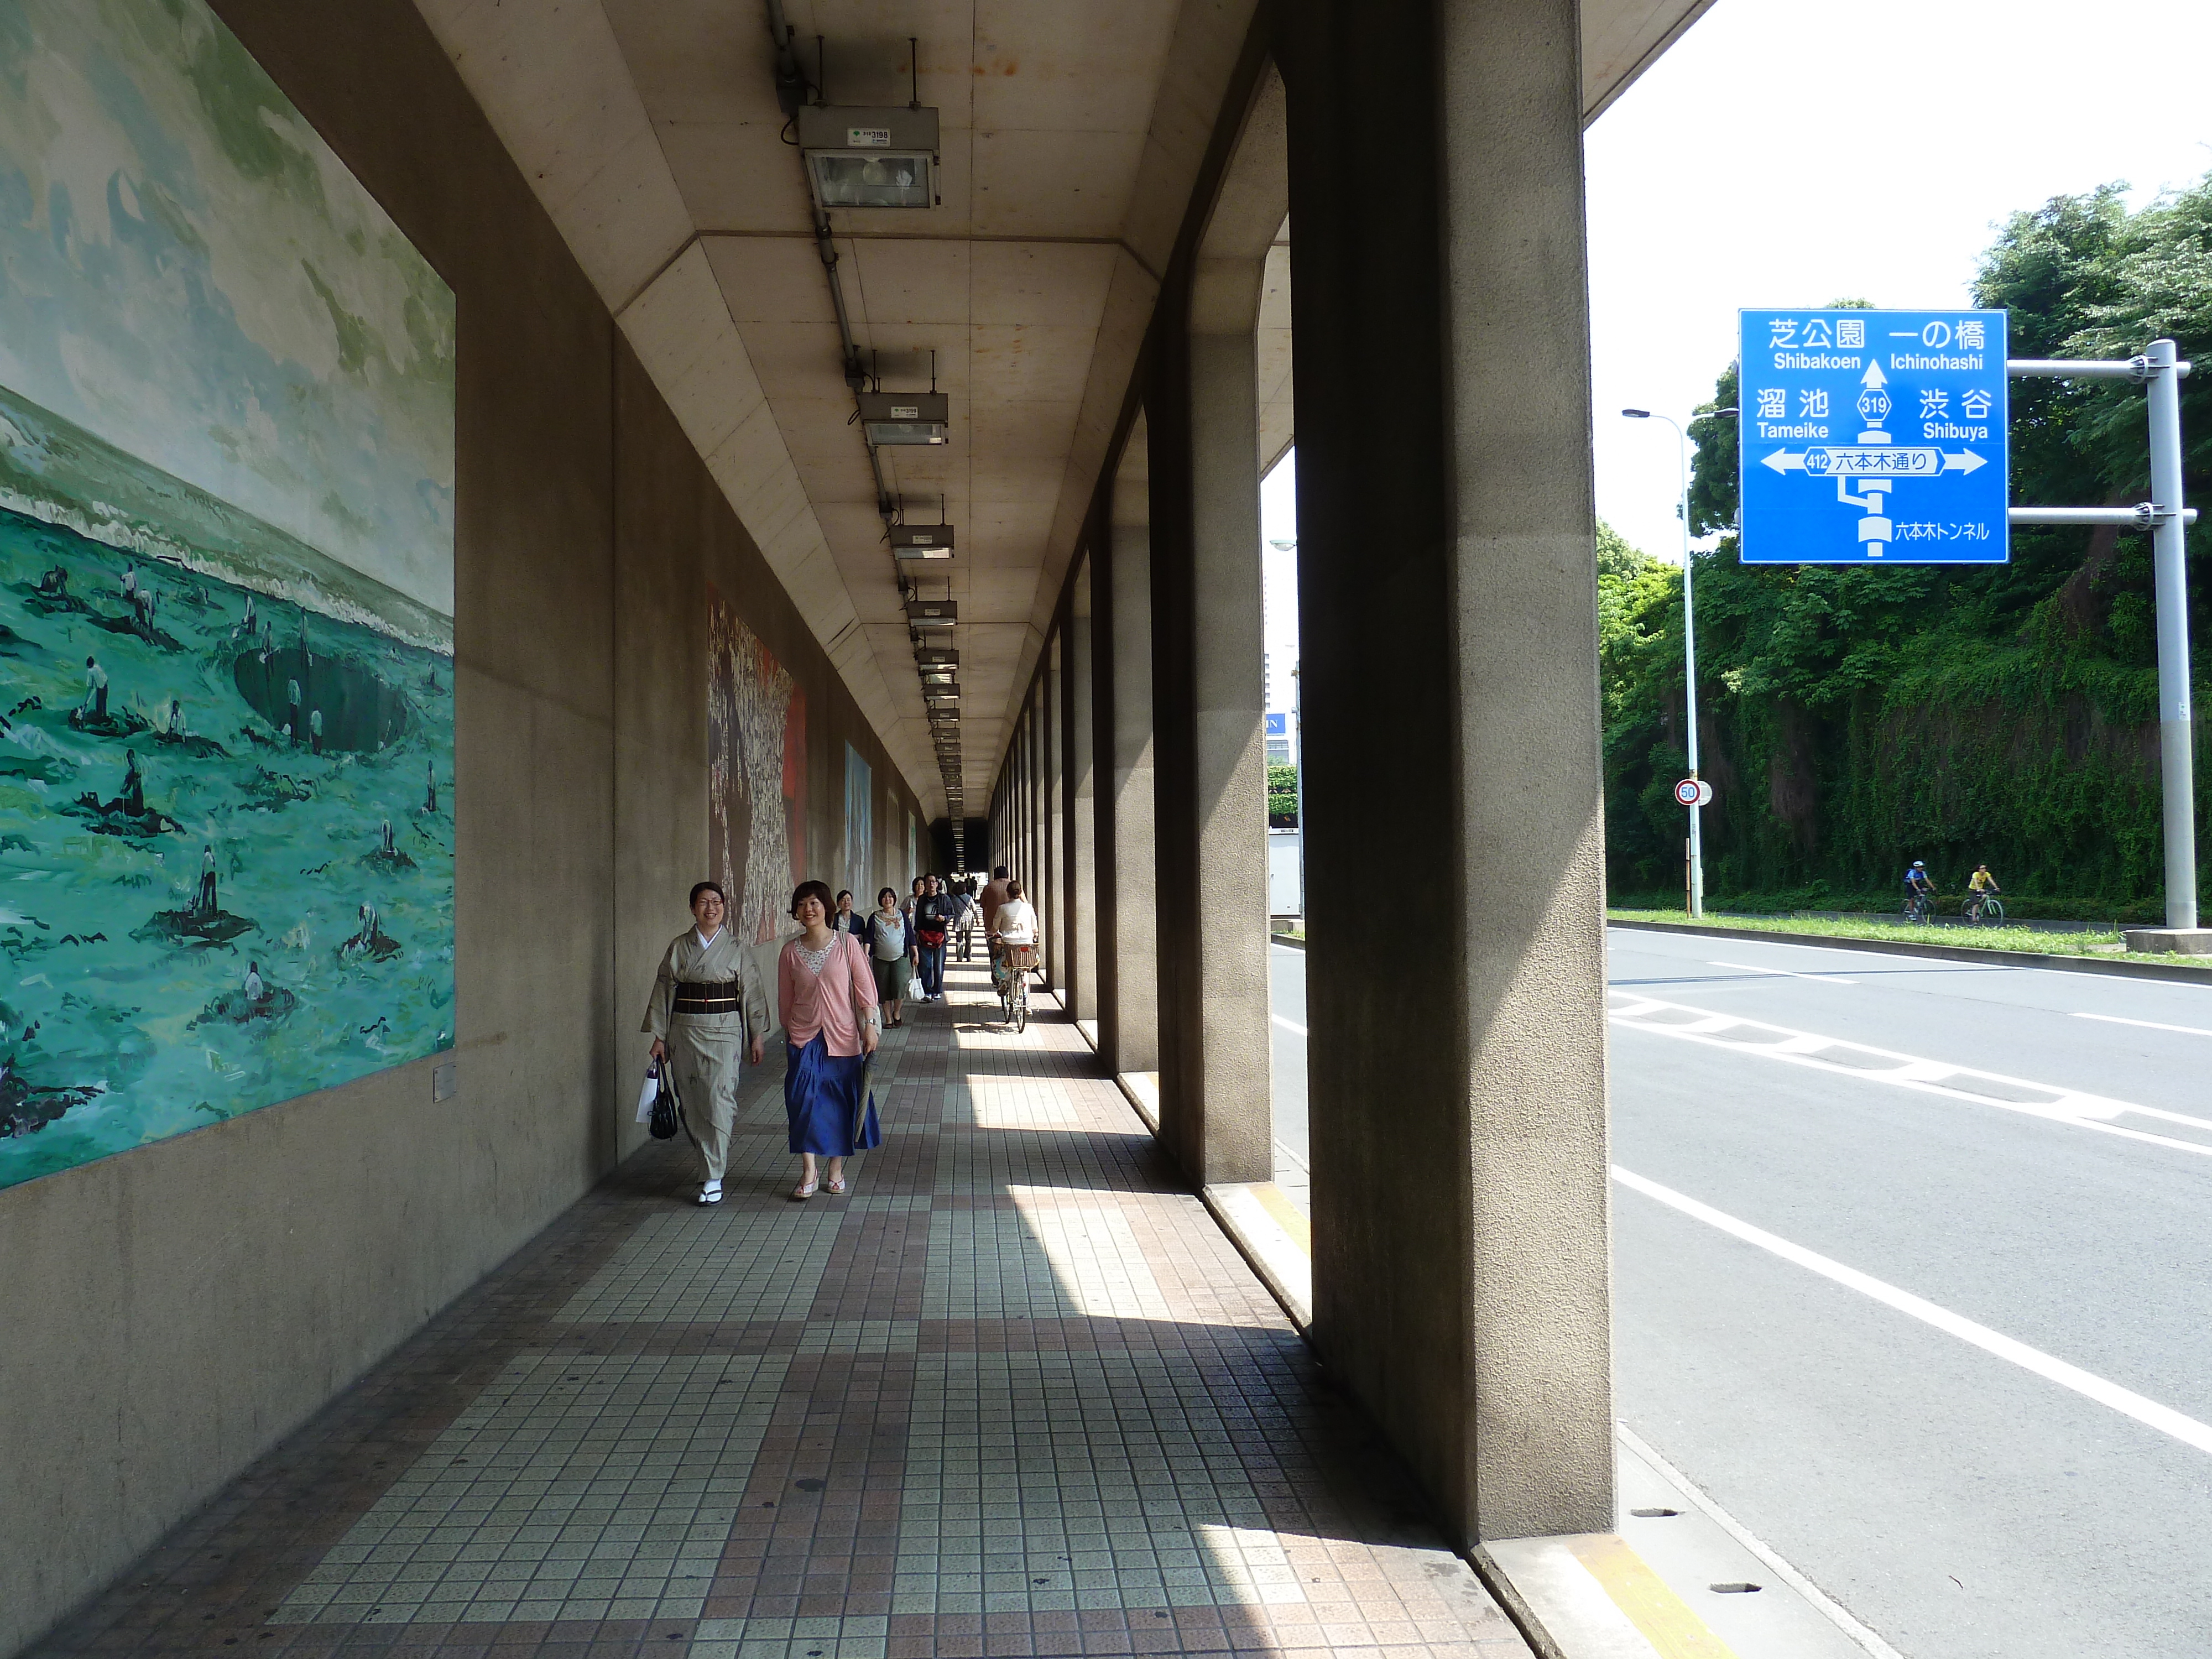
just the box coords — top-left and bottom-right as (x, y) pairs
(1566, 1533), (1740, 1659)
(1250, 1181), (1311, 1255)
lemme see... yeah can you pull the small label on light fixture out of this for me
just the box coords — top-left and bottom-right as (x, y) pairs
(891, 405), (919, 419)
(848, 127), (891, 147)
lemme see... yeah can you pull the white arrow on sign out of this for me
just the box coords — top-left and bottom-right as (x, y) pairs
(1761, 447), (1986, 474)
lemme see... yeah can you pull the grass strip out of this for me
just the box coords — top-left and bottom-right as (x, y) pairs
(1606, 907), (2143, 958)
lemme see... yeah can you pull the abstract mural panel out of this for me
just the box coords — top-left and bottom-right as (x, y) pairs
(707, 586), (806, 945)
(843, 743), (871, 904)
(0, 0), (457, 1188)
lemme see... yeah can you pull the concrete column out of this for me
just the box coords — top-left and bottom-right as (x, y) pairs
(1145, 73), (1282, 1189)
(1067, 558), (1099, 1027)
(1099, 416), (1160, 1077)
(1281, 0), (1615, 1543)
(1043, 635), (1065, 993)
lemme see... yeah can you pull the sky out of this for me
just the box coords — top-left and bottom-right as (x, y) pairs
(0, 0), (456, 613)
(1588, 0), (2212, 564)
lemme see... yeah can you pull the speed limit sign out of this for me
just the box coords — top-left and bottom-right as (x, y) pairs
(1673, 778), (1714, 807)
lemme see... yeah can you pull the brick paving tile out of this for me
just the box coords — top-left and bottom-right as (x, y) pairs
(27, 964), (1530, 1659)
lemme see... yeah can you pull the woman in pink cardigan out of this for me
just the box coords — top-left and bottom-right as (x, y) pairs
(778, 880), (881, 1200)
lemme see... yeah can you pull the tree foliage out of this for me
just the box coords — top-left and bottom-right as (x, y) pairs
(1602, 185), (2212, 915)
(1267, 763), (1298, 827)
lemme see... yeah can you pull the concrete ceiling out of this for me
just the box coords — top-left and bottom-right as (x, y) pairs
(410, 0), (1713, 818)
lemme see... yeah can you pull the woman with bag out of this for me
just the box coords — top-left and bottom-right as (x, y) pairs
(641, 880), (768, 1206)
(778, 880), (881, 1200)
(865, 886), (915, 1027)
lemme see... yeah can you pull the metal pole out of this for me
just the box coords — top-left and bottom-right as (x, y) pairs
(2146, 338), (2198, 930)
(1657, 415), (1705, 919)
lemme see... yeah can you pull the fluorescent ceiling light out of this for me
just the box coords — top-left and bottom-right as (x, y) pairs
(906, 597), (957, 628)
(892, 524), (955, 558)
(799, 106), (940, 210)
(860, 391), (948, 446)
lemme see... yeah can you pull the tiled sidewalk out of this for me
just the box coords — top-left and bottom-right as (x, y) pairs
(31, 962), (1531, 1659)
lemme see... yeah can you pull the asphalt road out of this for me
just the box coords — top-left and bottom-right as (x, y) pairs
(1272, 926), (2212, 1658)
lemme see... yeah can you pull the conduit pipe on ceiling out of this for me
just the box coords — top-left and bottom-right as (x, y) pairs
(763, 0), (957, 801)
(765, 0), (892, 526)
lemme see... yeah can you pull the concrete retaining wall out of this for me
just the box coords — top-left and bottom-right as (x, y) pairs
(0, 5), (925, 1650)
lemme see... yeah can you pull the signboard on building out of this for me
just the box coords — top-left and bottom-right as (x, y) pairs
(1739, 309), (2008, 565)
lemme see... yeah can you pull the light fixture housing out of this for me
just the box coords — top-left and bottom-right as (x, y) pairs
(860, 390), (950, 447)
(919, 664), (956, 685)
(891, 523), (955, 559)
(914, 646), (958, 669)
(906, 597), (957, 628)
(799, 105), (940, 210)
(924, 687), (961, 706)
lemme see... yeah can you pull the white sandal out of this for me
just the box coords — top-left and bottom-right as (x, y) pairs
(790, 1180), (817, 1202)
(696, 1180), (722, 1206)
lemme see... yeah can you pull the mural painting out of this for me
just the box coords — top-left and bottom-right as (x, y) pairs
(707, 585), (806, 945)
(843, 744), (871, 904)
(0, 0), (458, 1188)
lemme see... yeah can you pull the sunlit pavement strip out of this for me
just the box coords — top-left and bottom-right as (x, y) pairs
(1608, 988), (2212, 1157)
(66, 958), (1536, 1659)
(1614, 1166), (2212, 1459)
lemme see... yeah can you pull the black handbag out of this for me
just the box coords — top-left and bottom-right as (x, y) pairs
(648, 1060), (684, 1140)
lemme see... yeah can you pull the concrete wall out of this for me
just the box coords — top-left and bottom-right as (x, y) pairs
(0, 4), (925, 1650)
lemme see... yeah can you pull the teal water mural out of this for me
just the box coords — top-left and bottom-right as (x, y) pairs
(0, 388), (453, 1188)
(0, 0), (455, 1189)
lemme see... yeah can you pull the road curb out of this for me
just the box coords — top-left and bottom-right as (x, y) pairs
(1609, 917), (2212, 984)
(1268, 932), (1306, 951)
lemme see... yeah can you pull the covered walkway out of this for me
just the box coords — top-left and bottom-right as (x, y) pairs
(30, 961), (1529, 1659)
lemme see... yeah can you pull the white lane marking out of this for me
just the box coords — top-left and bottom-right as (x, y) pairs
(1609, 989), (2212, 1155)
(1272, 1015), (1307, 1036)
(1274, 1139), (1310, 1174)
(2074, 1010), (2212, 1039)
(1710, 958), (1857, 985)
(1613, 1166), (2212, 1459)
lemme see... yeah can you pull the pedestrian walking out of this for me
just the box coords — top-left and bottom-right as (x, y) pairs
(953, 880), (982, 962)
(778, 880), (881, 1201)
(641, 880), (770, 1206)
(865, 886), (915, 1026)
(913, 873), (955, 1000)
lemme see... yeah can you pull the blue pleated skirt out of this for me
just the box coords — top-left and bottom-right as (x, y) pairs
(784, 1034), (881, 1156)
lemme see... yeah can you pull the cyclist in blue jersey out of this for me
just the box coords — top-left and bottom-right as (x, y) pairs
(1902, 860), (1936, 921)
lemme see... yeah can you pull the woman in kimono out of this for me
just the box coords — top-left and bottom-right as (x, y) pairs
(643, 881), (769, 1205)
(778, 880), (881, 1199)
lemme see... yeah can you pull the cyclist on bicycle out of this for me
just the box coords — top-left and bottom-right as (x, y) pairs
(1903, 860), (1936, 920)
(1965, 863), (2001, 921)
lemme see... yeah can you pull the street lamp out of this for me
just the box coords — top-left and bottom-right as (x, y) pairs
(1621, 405), (1736, 918)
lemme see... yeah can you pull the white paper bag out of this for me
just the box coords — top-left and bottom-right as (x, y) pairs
(633, 1063), (660, 1124)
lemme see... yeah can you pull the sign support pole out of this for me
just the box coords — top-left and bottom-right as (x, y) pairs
(2146, 339), (2197, 930)
(2008, 344), (2198, 933)
(1674, 426), (1706, 919)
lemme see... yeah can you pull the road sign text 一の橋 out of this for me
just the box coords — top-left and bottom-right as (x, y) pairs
(1738, 309), (2009, 565)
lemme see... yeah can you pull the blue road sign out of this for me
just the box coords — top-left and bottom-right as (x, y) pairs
(1739, 308), (2008, 564)
(1265, 712), (1287, 737)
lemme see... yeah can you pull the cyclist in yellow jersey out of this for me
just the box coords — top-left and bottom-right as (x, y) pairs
(1965, 864), (2001, 921)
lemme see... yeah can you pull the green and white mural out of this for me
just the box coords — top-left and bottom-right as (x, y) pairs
(0, 0), (456, 1188)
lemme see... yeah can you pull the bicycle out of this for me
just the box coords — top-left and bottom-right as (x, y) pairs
(1965, 893), (2004, 925)
(1902, 890), (1934, 924)
(994, 942), (1038, 1032)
